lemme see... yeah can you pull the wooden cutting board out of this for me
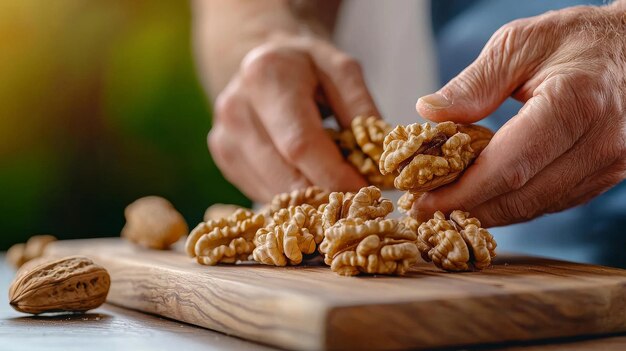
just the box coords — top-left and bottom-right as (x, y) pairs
(45, 238), (626, 351)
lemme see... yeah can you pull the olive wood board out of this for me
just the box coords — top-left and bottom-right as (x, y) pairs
(45, 238), (626, 351)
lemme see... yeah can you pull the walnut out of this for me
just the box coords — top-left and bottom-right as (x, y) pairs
(456, 124), (494, 156)
(417, 210), (497, 271)
(379, 122), (480, 192)
(122, 196), (188, 250)
(186, 209), (265, 265)
(252, 204), (323, 266)
(397, 191), (419, 214)
(327, 117), (395, 189)
(321, 186), (393, 230)
(351, 115), (392, 162)
(6, 235), (57, 269)
(267, 186), (330, 216)
(204, 203), (245, 222)
(319, 218), (419, 276)
(400, 216), (421, 232)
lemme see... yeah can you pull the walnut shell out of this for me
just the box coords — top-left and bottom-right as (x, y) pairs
(122, 196), (188, 250)
(320, 186), (393, 230)
(319, 218), (419, 276)
(417, 211), (497, 271)
(267, 186), (330, 216)
(186, 209), (265, 265)
(9, 256), (110, 314)
(252, 204), (323, 266)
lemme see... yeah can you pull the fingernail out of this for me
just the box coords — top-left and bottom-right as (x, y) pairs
(418, 93), (451, 110)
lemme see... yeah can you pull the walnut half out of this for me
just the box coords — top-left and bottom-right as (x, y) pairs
(417, 211), (497, 271)
(252, 204), (324, 266)
(379, 122), (493, 193)
(186, 209), (265, 265)
(319, 217), (419, 276)
(320, 185), (393, 230)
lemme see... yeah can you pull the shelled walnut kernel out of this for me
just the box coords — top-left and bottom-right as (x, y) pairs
(122, 196), (188, 250)
(319, 218), (418, 276)
(267, 186), (330, 216)
(320, 186), (393, 230)
(327, 116), (395, 188)
(204, 203), (245, 222)
(379, 122), (492, 192)
(186, 209), (265, 265)
(417, 211), (497, 271)
(252, 204), (324, 266)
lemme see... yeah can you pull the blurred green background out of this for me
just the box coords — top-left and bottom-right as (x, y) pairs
(0, 1), (249, 250)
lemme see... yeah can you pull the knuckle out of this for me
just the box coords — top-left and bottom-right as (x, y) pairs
(334, 54), (363, 77)
(213, 92), (247, 130)
(500, 161), (531, 191)
(207, 128), (232, 165)
(498, 193), (536, 222)
(280, 131), (311, 164)
(241, 45), (299, 82)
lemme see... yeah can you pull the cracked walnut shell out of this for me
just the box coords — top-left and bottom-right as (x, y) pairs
(186, 209), (265, 265)
(267, 186), (330, 216)
(319, 218), (419, 276)
(122, 196), (188, 250)
(252, 204), (323, 266)
(320, 186), (393, 230)
(417, 211), (497, 271)
(380, 122), (490, 192)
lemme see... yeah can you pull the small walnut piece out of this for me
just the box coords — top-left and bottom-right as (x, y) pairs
(252, 204), (323, 266)
(204, 203), (245, 222)
(417, 211), (497, 272)
(9, 256), (110, 314)
(6, 235), (57, 269)
(122, 196), (188, 250)
(186, 209), (265, 265)
(397, 192), (418, 214)
(267, 186), (330, 216)
(352, 116), (392, 162)
(321, 186), (393, 230)
(380, 122), (490, 192)
(319, 218), (419, 276)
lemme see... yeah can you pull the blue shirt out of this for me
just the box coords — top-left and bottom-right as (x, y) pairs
(431, 0), (626, 267)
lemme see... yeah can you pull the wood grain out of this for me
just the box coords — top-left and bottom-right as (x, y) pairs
(44, 238), (626, 351)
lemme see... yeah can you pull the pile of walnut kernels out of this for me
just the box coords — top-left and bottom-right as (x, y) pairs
(132, 117), (497, 276)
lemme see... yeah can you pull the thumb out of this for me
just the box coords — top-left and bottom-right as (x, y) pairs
(417, 22), (540, 123)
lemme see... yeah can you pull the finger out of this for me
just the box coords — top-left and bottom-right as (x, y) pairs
(545, 158), (626, 213)
(212, 90), (311, 202)
(416, 19), (547, 123)
(208, 125), (268, 202)
(242, 51), (368, 191)
(467, 127), (619, 227)
(413, 78), (591, 218)
(308, 42), (381, 128)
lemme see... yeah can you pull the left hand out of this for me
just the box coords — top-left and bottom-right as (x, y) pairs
(413, 4), (626, 227)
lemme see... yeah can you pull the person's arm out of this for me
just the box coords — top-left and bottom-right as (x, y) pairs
(193, 1), (378, 202)
(412, 1), (626, 227)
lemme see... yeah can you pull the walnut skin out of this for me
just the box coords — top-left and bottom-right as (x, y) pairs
(417, 211), (497, 272)
(186, 209), (265, 265)
(6, 235), (57, 269)
(327, 116), (395, 189)
(320, 186), (393, 230)
(267, 186), (330, 216)
(122, 196), (188, 250)
(9, 256), (110, 314)
(252, 204), (324, 266)
(319, 218), (419, 276)
(380, 122), (489, 192)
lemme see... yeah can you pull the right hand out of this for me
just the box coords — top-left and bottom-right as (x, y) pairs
(208, 34), (378, 202)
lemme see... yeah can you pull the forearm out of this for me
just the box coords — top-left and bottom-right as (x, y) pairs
(193, 0), (340, 99)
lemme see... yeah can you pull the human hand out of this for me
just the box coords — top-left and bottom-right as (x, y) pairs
(414, 4), (626, 227)
(209, 35), (377, 202)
